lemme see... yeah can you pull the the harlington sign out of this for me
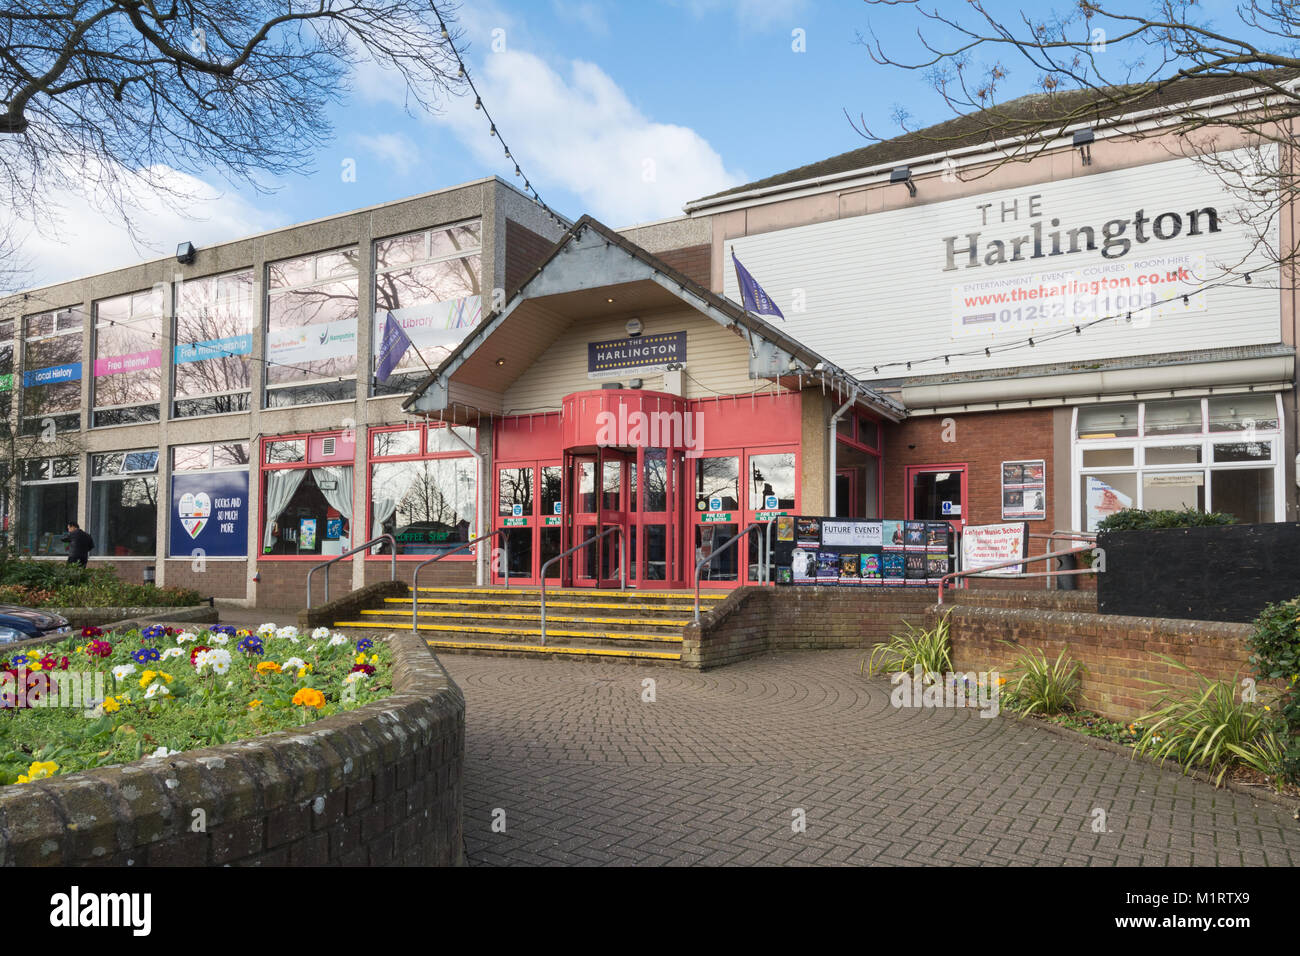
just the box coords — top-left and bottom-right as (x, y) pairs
(723, 147), (1278, 375)
(587, 331), (686, 379)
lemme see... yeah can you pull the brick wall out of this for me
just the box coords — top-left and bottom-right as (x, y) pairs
(505, 220), (559, 294)
(684, 587), (935, 668)
(165, 559), (248, 599)
(365, 559), (475, 589)
(883, 407), (1057, 590)
(0, 628), (464, 867)
(655, 244), (710, 287)
(257, 561), (352, 610)
(925, 604), (1253, 721)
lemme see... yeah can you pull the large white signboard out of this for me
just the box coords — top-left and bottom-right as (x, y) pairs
(960, 522), (1028, 576)
(724, 149), (1278, 376)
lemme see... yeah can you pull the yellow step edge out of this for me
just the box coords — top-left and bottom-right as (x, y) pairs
(359, 609), (689, 627)
(333, 622), (682, 643)
(414, 586), (726, 600)
(386, 598), (703, 612)
(424, 640), (681, 661)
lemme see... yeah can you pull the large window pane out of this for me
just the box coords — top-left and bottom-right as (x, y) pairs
(643, 449), (667, 512)
(1145, 444), (1202, 465)
(1211, 468), (1274, 524)
(696, 456), (739, 512)
(262, 468), (353, 556)
(1078, 404), (1137, 439)
(748, 453), (796, 510)
(22, 308), (83, 435)
(1142, 471), (1205, 511)
(1213, 441), (1271, 463)
(541, 466), (562, 516)
(92, 290), (163, 426)
(371, 459), (476, 555)
(1081, 473), (1137, 531)
(19, 483), (77, 555)
(91, 477), (158, 556)
(1143, 399), (1203, 436)
(1208, 395), (1278, 432)
(498, 467), (534, 516)
(266, 249), (358, 407)
(173, 270), (254, 417)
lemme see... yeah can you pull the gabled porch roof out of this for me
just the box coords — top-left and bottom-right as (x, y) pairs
(403, 215), (905, 423)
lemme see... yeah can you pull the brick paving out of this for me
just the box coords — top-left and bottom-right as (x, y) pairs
(441, 649), (1300, 866)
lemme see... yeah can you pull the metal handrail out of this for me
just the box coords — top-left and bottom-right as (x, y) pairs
(412, 530), (505, 631)
(694, 523), (761, 623)
(540, 525), (625, 645)
(937, 543), (1097, 603)
(306, 534), (396, 610)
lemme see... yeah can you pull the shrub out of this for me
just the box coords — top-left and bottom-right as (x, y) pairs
(0, 559), (200, 608)
(862, 616), (952, 677)
(1000, 646), (1081, 717)
(1095, 507), (1235, 533)
(1247, 598), (1300, 784)
(1133, 655), (1279, 787)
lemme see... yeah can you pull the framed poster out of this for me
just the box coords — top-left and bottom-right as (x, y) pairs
(1001, 459), (1047, 520)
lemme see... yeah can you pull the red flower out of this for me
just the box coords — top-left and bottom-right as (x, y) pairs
(190, 645), (211, 667)
(85, 640), (112, 659)
(80, 626), (103, 639)
(57, 657), (69, 671)
(38, 656), (56, 671)
(349, 663), (376, 676)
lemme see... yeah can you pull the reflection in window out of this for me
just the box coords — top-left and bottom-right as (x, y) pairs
(748, 453), (796, 509)
(92, 289), (164, 426)
(22, 308), (83, 435)
(643, 449), (667, 512)
(91, 451), (158, 556)
(173, 270), (254, 417)
(371, 459), (476, 555)
(266, 248), (359, 407)
(696, 456), (739, 511)
(541, 466), (562, 516)
(18, 456), (80, 556)
(499, 467), (534, 516)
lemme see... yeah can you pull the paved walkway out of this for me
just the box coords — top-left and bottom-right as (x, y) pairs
(441, 650), (1300, 866)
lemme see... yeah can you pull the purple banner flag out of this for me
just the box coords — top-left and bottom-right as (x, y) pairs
(732, 250), (785, 321)
(375, 312), (414, 383)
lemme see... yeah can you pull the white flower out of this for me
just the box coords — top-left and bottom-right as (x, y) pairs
(175, 632), (198, 644)
(328, 635), (348, 647)
(275, 626), (299, 641)
(312, 626), (331, 640)
(306, 645), (316, 653)
(195, 647), (232, 676)
(257, 622), (277, 637)
(161, 648), (183, 660)
(147, 746), (180, 758)
(112, 664), (136, 682)
(343, 671), (370, 685)
(280, 657), (307, 673)
(210, 634), (229, 645)
(144, 682), (171, 699)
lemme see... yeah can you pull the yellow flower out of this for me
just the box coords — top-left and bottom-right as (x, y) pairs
(296, 664), (313, 678)
(25, 651), (38, 660)
(17, 760), (58, 783)
(248, 699), (262, 709)
(369, 654), (378, 665)
(291, 688), (325, 709)
(139, 670), (157, 688)
(256, 661), (281, 675)
(102, 696), (121, 713)
(355, 653), (366, 664)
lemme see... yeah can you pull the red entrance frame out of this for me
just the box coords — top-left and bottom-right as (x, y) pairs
(258, 429), (357, 563)
(903, 462), (969, 534)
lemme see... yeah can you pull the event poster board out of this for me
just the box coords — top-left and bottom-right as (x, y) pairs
(960, 522), (1028, 577)
(774, 517), (950, 587)
(1001, 460), (1047, 521)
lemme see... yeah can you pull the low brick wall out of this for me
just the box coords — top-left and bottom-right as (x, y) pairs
(925, 604), (1253, 721)
(49, 605), (218, 629)
(684, 588), (935, 668)
(299, 580), (409, 631)
(0, 628), (464, 867)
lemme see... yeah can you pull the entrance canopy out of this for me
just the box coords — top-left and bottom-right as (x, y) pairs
(403, 215), (904, 424)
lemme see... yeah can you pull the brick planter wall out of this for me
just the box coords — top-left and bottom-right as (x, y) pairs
(925, 604), (1254, 721)
(0, 628), (464, 867)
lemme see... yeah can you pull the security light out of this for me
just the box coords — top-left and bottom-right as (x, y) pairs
(889, 166), (916, 197)
(1073, 128), (1095, 166)
(176, 241), (197, 265)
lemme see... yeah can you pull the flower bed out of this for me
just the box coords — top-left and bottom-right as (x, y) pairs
(0, 623), (392, 786)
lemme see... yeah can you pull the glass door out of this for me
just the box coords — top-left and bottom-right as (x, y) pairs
(597, 448), (631, 588)
(906, 464), (967, 533)
(569, 453), (599, 587)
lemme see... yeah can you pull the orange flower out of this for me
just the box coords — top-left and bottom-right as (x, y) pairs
(248, 699), (262, 709)
(291, 688), (325, 709)
(256, 661), (281, 675)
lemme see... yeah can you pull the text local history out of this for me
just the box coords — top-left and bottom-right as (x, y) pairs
(942, 203), (1221, 272)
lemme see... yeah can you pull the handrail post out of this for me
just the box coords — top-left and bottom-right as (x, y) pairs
(694, 523), (760, 624)
(539, 525), (622, 645)
(306, 533), (395, 610)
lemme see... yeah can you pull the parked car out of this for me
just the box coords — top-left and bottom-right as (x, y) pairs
(0, 606), (72, 645)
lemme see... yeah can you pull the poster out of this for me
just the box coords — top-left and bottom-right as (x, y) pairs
(299, 518), (318, 551)
(883, 519), (905, 547)
(1085, 476), (1133, 531)
(960, 522), (1028, 576)
(795, 516), (821, 547)
(169, 471), (249, 558)
(821, 519), (883, 548)
(326, 517), (343, 540)
(1002, 459), (1047, 520)
(776, 515), (795, 542)
(791, 548), (815, 583)
(860, 551), (883, 586)
(904, 521), (927, 550)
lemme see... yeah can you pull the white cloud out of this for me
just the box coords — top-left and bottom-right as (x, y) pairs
(362, 132), (421, 178)
(551, 0), (610, 36)
(436, 51), (746, 224)
(5, 165), (280, 290)
(666, 0), (808, 28)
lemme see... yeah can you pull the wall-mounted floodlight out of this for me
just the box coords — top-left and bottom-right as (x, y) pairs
(176, 241), (197, 264)
(889, 166), (916, 197)
(1073, 128), (1095, 166)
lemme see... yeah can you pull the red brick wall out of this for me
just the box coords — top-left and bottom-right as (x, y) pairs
(927, 604), (1253, 721)
(883, 407), (1059, 590)
(655, 244), (711, 287)
(505, 220), (558, 295)
(164, 560), (248, 599)
(365, 559), (474, 589)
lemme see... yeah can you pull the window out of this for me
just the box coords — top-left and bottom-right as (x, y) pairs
(173, 269), (254, 417)
(748, 453), (796, 510)
(367, 423), (479, 556)
(266, 248), (359, 407)
(372, 221), (482, 396)
(170, 442), (250, 558)
(1074, 396), (1284, 530)
(0, 319), (13, 429)
(22, 307), (83, 435)
(173, 442), (250, 472)
(91, 451), (158, 556)
(19, 456), (79, 556)
(499, 467), (534, 516)
(92, 289), (164, 426)
(695, 456), (739, 511)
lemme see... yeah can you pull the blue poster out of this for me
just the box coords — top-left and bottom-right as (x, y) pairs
(169, 471), (249, 558)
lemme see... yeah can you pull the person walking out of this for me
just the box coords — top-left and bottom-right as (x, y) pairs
(64, 521), (93, 568)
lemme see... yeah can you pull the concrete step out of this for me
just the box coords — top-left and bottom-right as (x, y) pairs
(361, 608), (687, 631)
(332, 620), (683, 645)
(388, 597), (702, 616)
(422, 638), (682, 664)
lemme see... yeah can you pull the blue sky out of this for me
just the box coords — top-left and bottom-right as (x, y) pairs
(13, 0), (1259, 286)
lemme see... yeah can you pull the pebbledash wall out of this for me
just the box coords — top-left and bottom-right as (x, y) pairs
(0, 629), (464, 867)
(0, 177), (566, 608)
